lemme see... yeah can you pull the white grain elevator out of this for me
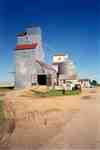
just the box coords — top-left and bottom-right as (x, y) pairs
(15, 26), (45, 88)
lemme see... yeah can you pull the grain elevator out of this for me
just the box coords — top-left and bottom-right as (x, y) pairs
(15, 26), (45, 88)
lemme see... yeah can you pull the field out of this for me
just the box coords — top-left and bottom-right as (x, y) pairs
(0, 86), (79, 122)
(0, 98), (5, 123)
(0, 87), (14, 123)
(0, 86), (81, 148)
(0, 87), (80, 125)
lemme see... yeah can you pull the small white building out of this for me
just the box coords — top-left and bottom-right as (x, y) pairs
(79, 79), (91, 88)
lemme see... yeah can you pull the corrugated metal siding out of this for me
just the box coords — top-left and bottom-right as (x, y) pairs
(16, 50), (43, 87)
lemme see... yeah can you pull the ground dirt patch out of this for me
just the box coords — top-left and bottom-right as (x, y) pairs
(3, 88), (80, 148)
(81, 95), (92, 100)
(0, 119), (15, 150)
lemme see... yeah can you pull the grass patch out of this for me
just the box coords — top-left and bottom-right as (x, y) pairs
(0, 87), (15, 91)
(0, 98), (5, 123)
(0, 87), (14, 97)
(47, 90), (63, 96)
(65, 90), (80, 95)
(33, 89), (80, 97)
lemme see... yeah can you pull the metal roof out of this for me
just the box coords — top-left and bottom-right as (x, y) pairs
(36, 60), (57, 72)
(53, 53), (65, 56)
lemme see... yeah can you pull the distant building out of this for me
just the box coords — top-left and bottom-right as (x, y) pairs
(52, 53), (78, 84)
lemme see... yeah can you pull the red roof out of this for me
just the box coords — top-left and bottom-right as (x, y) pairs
(16, 43), (38, 50)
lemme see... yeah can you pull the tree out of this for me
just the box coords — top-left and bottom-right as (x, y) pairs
(91, 80), (98, 86)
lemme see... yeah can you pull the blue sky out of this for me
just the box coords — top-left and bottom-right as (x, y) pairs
(0, 0), (100, 82)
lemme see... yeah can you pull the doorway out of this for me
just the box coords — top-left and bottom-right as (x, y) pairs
(38, 75), (47, 85)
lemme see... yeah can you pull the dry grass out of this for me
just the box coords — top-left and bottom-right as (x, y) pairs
(3, 87), (80, 146)
(4, 89), (80, 126)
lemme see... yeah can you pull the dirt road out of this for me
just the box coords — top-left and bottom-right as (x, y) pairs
(40, 88), (100, 150)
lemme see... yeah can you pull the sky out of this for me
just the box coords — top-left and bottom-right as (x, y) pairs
(0, 0), (100, 82)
